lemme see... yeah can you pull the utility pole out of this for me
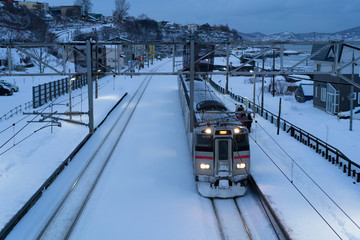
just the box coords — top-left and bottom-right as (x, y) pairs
(277, 98), (282, 135)
(272, 50), (275, 97)
(350, 53), (355, 131)
(261, 56), (265, 115)
(95, 45), (98, 99)
(225, 42), (230, 94)
(252, 70), (256, 118)
(172, 44), (175, 73)
(86, 40), (94, 134)
(190, 40), (195, 133)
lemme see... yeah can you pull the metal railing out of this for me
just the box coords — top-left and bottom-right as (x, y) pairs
(0, 101), (32, 122)
(209, 78), (360, 183)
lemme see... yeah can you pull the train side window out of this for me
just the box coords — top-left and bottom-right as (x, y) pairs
(233, 134), (249, 151)
(195, 134), (213, 152)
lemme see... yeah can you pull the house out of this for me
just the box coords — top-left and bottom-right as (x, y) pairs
(49, 6), (61, 16)
(105, 46), (125, 71)
(295, 83), (314, 103)
(18, 1), (46, 12)
(60, 6), (81, 18)
(187, 24), (198, 32)
(88, 13), (105, 22)
(311, 44), (360, 114)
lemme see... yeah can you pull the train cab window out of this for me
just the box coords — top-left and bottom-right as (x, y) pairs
(233, 134), (249, 151)
(195, 134), (213, 152)
(218, 140), (229, 160)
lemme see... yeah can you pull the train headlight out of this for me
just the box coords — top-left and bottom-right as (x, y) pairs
(234, 128), (240, 134)
(200, 163), (211, 170)
(236, 163), (246, 169)
(205, 128), (212, 134)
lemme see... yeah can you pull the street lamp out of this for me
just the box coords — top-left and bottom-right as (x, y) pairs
(95, 69), (101, 99)
(250, 70), (256, 118)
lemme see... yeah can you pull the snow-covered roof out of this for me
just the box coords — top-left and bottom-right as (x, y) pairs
(300, 84), (313, 96)
(289, 74), (311, 80)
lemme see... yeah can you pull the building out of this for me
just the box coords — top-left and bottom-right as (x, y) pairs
(60, 6), (81, 18)
(106, 46), (125, 71)
(18, 1), (46, 12)
(295, 83), (314, 103)
(187, 24), (198, 32)
(311, 44), (360, 114)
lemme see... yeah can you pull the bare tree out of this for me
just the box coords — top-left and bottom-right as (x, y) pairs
(113, 0), (130, 25)
(74, 0), (92, 16)
(28, 47), (53, 73)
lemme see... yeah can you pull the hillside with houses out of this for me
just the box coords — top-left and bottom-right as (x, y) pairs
(0, 0), (360, 118)
(1, 0), (360, 43)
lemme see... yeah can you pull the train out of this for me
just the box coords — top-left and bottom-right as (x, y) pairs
(182, 44), (215, 72)
(178, 75), (250, 198)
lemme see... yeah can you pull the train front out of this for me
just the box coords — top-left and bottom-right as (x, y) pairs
(194, 124), (250, 198)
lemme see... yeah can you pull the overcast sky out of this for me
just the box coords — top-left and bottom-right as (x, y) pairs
(47, 0), (360, 34)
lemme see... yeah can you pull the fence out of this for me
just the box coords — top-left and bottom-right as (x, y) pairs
(208, 78), (360, 183)
(0, 101), (32, 122)
(32, 76), (87, 108)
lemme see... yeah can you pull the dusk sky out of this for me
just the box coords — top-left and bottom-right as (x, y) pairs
(47, 0), (360, 34)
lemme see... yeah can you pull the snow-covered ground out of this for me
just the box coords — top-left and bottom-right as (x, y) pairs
(0, 57), (359, 239)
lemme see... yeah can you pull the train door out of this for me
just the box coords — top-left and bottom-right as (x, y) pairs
(214, 138), (232, 177)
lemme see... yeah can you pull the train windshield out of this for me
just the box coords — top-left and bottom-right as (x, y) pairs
(218, 140), (229, 160)
(233, 134), (249, 151)
(195, 134), (213, 152)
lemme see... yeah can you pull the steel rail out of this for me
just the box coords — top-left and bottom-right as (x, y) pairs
(35, 62), (164, 240)
(233, 199), (253, 240)
(208, 180), (289, 240)
(248, 176), (291, 240)
(210, 197), (253, 240)
(0, 92), (128, 239)
(210, 199), (227, 240)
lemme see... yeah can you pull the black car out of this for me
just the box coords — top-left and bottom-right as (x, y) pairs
(0, 81), (19, 92)
(0, 85), (13, 96)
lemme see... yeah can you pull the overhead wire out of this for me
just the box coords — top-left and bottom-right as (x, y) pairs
(255, 121), (360, 230)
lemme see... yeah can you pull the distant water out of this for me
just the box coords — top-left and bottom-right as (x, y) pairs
(284, 44), (312, 53)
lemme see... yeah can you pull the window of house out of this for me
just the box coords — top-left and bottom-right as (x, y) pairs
(353, 92), (357, 100)
(321, 87), (326, 102)
(316, 64), (321, 71)
(315, 86), (318, 98)
(358, 92), (360, 104)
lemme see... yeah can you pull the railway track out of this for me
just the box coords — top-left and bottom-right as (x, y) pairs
(32, 63), (166, 240)
(211, 198), (252, 240)
(210, 178), (290, 240)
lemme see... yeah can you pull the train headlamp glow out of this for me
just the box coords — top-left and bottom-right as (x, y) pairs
(219, 130), (227, 135)
(205, 128), (212, 134)
(236, 163), (246, 169)
(234, 128), (240, 134)
(200, 163), (211, 170)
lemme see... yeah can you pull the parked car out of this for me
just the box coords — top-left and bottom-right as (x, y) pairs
(0, 85), (13, 96)
(0, 80), (19, 92)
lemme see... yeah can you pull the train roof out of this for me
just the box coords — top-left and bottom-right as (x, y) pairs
(196, 100), (227, 112)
